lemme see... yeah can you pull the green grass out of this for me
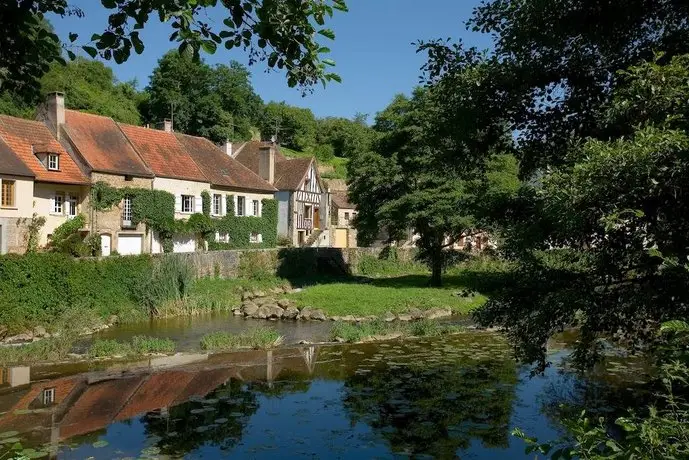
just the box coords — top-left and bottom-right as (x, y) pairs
(330, 319), (464, 343)
(0, 334), (76, 365)
(288, 275), (486, 317)
(200, 327), (283, 351)
(281, 146), (348, 179)
(88, 335), (176, 358)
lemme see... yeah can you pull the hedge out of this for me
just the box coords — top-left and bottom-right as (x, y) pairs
(208, 196), (278, 250)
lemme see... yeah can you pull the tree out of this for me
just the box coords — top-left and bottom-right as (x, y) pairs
(40, 58), (143, 124)
(260, 102), (317, 151)
(475, 55), (689, 370)
(1, 0), (347, 105)
(213, 62), (264, 139)
(316, 116), (375, 158)
(349, 80), (517, 286)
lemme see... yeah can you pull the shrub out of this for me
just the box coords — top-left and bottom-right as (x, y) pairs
(88, 335), (175, 358)
(135, 255), (194, 314)
(0, 334), (76, 364)
(131, 335), (175, 354)
(238, 251), (278, 281)
(88, 339), (132, 358)
(49, 214), (87, 256)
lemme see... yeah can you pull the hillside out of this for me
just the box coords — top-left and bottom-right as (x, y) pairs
(280, 146), (348, 180)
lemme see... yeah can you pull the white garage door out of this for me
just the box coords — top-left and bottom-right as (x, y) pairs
(118, 234), (143, 255)
(173, 234), (196, 253)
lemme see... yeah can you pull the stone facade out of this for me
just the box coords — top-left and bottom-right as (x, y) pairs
(90, 172), (153, 253)
(0, 217), (29, 254)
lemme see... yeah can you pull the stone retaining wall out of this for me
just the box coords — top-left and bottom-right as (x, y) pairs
(165, 247), (418, 279)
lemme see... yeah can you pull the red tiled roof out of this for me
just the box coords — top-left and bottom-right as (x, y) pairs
(332, 192), (355, 209)
(115, 371), (196, 421)
(274, 157), (312, 191)
(0, 137), (34, 177)
(234, 141), (312, 191)
(175, 134), (276, 193)
(0, 115), (88, 184)
(64, 110), (153, 177)
(172, 368), (235, 405)
(118, 124), (208, 182)
(59, 376), (144, 440)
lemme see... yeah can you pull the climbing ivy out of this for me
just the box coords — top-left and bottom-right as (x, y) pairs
(209, 196), (278, 249)
(201, 190), (211, 217)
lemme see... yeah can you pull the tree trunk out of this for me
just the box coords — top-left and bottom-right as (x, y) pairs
(429, 246), (443, 287)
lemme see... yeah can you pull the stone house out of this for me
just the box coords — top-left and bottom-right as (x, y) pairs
(39, 93), (155, 256)
(233, 141), (330, 247)
(117, 121), (211, 253)
(330, 191), (358, 248)
(0, 114), (89, 253)
(175, 135), (277, 245)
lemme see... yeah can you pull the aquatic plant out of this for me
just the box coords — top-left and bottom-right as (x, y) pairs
(131, 335), (175, 354)
(330, 319), (464, 343)
(88, 335), (176, 358)
(200, 327), (283, 351)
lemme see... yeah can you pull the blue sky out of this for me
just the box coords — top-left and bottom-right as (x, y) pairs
(49, 1), (492, 120)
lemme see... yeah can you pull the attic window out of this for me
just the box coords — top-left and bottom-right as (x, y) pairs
(47, 154), (59, 171)
(124, 175), (133, 182)
(42, 387), (55, 405)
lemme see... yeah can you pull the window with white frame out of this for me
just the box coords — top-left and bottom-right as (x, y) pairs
(250, 232), (262, 244)
(213, 194), (222, 216)
(42, 387), (55, 405)
(236, 196), (245, 216)
(344, 211), (350, 223)
(52, 193), (64, 214)
(216, 232), (230, 243)
(67, 195), (78, 218)
(181, 195), (194, 213)
(47, 154), (59, 171)
(122, 196), (133, 222)
(252, 200), (259, 217)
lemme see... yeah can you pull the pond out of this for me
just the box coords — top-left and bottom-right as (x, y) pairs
(0, 331), (648, 459)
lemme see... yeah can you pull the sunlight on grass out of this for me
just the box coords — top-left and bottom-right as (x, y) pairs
(330, 319), (465, 343)
(200, 327), (283, 351)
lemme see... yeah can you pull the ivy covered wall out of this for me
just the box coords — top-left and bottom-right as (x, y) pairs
(208, 195), (278, 250)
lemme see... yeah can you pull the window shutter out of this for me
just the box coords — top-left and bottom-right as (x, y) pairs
(50, 195), (55, 213)
(195, 196), (202, 213)
(221, 195), (227, 216)
(175, 195), (182, 213)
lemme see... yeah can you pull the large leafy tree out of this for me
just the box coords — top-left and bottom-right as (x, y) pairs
(1, 0), (346, 109)
(40, 58), (143, 124)
(260, 101), (317, 151)
(316, 115), (375, 158)
(349, 75), (517, 286)
(143, 52), (262, 141)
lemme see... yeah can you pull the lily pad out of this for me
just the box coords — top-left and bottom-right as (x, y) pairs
(0, 431), (19, 439)
(92, 440), (109, 448)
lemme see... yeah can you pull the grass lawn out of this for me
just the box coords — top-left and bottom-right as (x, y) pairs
(287, 275), (486, 317)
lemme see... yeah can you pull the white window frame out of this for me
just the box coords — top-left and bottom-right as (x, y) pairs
(67, 195), (78, 218)
(212, 194), (222, 216)
(181, 195), (195, 214)
(42, 388), (55, 405)
(249, 232), (262, 244)
(252, 200), (260, 217)
(122, 196), (133, 222)
(52, 193), (64, 215)
(236, 196), (245, 216)
(216, 232), (229, 243)
(47, 154), (59, 171)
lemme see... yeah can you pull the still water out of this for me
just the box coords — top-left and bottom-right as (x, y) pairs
(0, 331), (646, 459)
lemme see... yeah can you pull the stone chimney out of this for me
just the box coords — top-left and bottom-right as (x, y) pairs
(157, 119), (173, 133)
(258, 144), (275, 184)
(221, 140), (233, 156)
(44, 92), (65, 140)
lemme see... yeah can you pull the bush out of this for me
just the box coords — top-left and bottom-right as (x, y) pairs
(88, 335), (176, 358)
(135, 255), (194, 314)
(238, 251), (278, 281)
(88, 339), (131, 358)
(48, 215), (87, 256)
(131, 335), (175, 354)
(0, 334), (76, 364)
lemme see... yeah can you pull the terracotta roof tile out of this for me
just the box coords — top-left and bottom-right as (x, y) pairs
(118, 124), (208, 182)
(172, 368), (235, 405)
(59, 376), (144, 440)
(234, 141), (311, 191)
(0, 115), (88, 184)
(175, 134), (276, 193)
(0, 137), (34, 177)
(115, 371), (196, 421)
(64, 110), (153, 177)
(332, 192), (355, 209)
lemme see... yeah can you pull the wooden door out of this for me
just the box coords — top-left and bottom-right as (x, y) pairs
(313, 207), (320, 229)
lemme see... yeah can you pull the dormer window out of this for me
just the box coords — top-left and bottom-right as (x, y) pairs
(47, 154), (59, 171)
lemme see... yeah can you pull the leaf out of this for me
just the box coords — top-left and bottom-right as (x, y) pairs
(101, 0), (117, 7)
(67, 50), (76, 60)
(131, 32), (144, 54)
(318, 29), (336, 40)
(201, 40), (217, 54)
(318, 46), (331, 54)
(69, 32), (78, 43)
(83, 46), (98, 58)
(92, 440), (109, 448)
(322, 58), (336, 66)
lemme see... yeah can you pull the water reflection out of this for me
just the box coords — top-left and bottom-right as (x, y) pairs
(0, 333), (645, 459)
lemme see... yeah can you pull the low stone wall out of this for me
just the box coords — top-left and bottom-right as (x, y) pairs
(166, 247), (418, 279)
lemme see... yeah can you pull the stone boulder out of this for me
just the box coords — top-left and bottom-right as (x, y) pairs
(283, 306), (300, 319)
(408, 308), (424, 320)
(299, 306), (314, 320)
(424, 308), (452, 320)
(242, 302), (259, 317)
(232, 308), (243, 316)
(383, 311), (396, 322)
(265, 304), (284, 319)
(396, 313), (413, 322)
(33, 326), (47, 337)
(277, 299), (291, 309)
(254, 306), (271, 319)
(342, 315), (356, 322)
(310, 309), (327, 321)
(6, 332), (33, 343)
(241, 291), (252, 301)
(252, 290), (267, 299)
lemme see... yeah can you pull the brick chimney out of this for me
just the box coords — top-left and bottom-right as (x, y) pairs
(44, 92), (65, 140)
(258, 144), (275, 184)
